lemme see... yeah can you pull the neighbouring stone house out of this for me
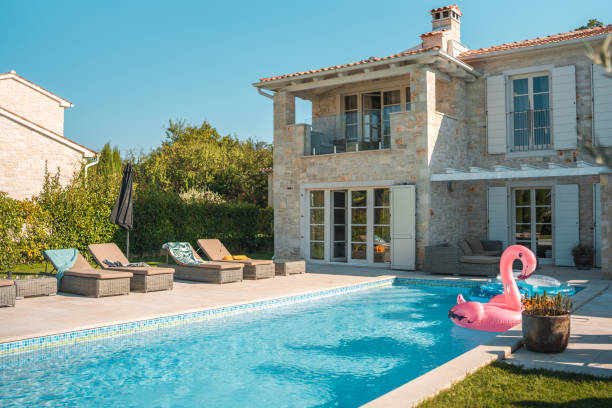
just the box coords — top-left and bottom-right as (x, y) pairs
(0, 70), (96, 200)
(254, 5), (612, 278)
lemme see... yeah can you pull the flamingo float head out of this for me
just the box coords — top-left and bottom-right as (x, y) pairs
(515, 246), (537, 280)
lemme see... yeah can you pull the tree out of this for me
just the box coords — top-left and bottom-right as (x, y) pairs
(136, 120), (272, 207)
(576, 18), (604, 30)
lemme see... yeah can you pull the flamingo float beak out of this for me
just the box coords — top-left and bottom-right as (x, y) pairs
(517, 249), (537, 280)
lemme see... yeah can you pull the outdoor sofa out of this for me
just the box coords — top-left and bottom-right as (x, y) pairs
(160, 242), (243, 284)
(197, 239), (275, 280)
(44, 249), (132, 297)
(88, 243), (174, 293)
(424, 239), (502, 277)
(0, 280), (16, 307)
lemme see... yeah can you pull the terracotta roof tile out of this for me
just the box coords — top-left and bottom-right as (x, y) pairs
(259, 46), (437, 83)
(461, 24), (612, 57)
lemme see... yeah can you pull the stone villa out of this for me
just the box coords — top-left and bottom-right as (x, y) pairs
(0, 70), (95, 199)
(254, 5), (612, 277)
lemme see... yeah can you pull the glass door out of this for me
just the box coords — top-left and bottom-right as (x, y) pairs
(349, 190), (368, 262)
(309, 191), (325, 260)
(373, 188), (391, 264)
(513, 188), (553, 262)
(331, 190), (347, 262)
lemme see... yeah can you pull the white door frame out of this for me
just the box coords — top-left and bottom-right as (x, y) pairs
(300, 180), (394, 267)
(510, 185), (554, 264)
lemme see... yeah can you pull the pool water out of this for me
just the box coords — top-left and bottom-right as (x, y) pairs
(0, 284), (495, 408)
(467, 273), (577, 303)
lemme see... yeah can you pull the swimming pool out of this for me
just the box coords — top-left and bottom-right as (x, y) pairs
(0, 282), (495, 407)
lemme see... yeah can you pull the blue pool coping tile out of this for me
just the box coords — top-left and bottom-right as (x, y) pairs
(0, 277), (489, 357)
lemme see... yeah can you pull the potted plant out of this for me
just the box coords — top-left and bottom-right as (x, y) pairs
(572, 244), (594, 270)
(522, 292), (572, 353)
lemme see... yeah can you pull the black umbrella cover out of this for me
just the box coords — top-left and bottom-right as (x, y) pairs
(109, 163), (134, 230)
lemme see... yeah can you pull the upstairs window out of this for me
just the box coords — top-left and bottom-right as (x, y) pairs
(511, 73), (551, 152)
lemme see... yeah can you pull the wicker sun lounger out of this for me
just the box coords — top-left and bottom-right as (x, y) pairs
(45, 250), (132, 297)
(88, 243), (174, 293)
(197, 239), (275, 280)
(0, 280), (16, 307)
(160, 242), (243, 284)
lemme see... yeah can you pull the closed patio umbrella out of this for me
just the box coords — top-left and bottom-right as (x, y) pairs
(109, 163), (134, 258)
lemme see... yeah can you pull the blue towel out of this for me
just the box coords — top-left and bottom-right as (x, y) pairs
(43, 249), (78, 290)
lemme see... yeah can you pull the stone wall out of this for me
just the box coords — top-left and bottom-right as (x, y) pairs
(0, 116), (85, 199)
(462, 44), (596, 169)
(0, 77), (65, 135)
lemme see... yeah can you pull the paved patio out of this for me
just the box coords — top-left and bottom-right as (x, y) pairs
(507, 285), (612, 377)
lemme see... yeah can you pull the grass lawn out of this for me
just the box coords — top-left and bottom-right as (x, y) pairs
(418, 362), (612, 408)
(1, 251), (275, 278)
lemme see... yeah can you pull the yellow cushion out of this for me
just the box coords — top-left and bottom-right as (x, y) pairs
(222, 255), (234, 261)
(232, 255), (251, 260)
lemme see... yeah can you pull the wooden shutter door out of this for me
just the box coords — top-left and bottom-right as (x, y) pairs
(552, 65), (577, 150)
(391, 185), (415, 270)
(488, 187), (508, 248)
(554, 184), (579, 266)
(593, 64), (612, 146)
(486, 75), (507, 154)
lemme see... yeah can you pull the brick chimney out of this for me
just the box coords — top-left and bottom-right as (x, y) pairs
(420, 5), (466, 56)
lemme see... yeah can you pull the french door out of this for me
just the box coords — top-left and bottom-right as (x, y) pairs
(307, 188), (391, 265)
(512, 187), (553, 262)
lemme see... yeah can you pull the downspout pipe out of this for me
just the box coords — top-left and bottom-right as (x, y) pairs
(257, 88), (275, 99)
(84, 154), (99, 185)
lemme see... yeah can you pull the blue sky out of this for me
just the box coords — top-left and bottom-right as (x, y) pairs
(1, 0), (610, 155)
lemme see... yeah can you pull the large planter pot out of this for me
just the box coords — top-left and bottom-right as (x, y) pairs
(522, 313), (570, 353)
(573, 255), (592, 270)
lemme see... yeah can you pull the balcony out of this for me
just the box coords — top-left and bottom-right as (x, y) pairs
(508, 108), (552, 152)
(303, 113), (397, 156)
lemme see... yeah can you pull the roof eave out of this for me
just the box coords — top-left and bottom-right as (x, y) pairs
(254, 48), (480, 92)
(0, 73), (74, 108)
(460, 32), (612, 61)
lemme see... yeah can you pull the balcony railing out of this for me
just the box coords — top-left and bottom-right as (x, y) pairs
(303, 114), (393, 156)
(508, 108), (552, 152)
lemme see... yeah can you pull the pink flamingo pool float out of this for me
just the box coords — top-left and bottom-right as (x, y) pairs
(448, 245), (537, 332)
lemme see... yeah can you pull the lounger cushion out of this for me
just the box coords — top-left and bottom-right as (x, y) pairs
(458, 241), (473, 256)
(64, 269), (133, 279)
(88, 243), (130, 268)
(190, 262), (242, 270)
(0, 279), (14, 287)
(197, 239), (233, 261)
(459, 256), (500, 264)
(107, 266), (174, 275)
(221, 259), (273, 266)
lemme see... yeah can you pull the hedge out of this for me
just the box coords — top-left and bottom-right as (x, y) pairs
(126, 188), (273, 255)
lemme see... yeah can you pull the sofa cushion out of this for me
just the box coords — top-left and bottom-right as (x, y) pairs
(458, 240), (473, 256)
(460, 256), (500, 265)
(467, 239), (484, 253)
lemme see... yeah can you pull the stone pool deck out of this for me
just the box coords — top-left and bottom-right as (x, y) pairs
(0, 263), (609, 408)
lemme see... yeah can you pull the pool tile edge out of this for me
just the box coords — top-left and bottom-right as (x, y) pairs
(0, 277), (395, 356)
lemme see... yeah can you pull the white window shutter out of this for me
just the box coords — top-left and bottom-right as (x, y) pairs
(391, 185), (416, 270)
(488, 187), (508, 249)
(552, 65), (577, 150)
(554, 184), (579, 266)
(486, 75), (507, 154)
(593, 64), (612, 146)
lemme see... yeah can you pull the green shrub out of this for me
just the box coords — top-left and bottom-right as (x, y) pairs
(0, 193), (23, 272)
(128, 187), (273, 255)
